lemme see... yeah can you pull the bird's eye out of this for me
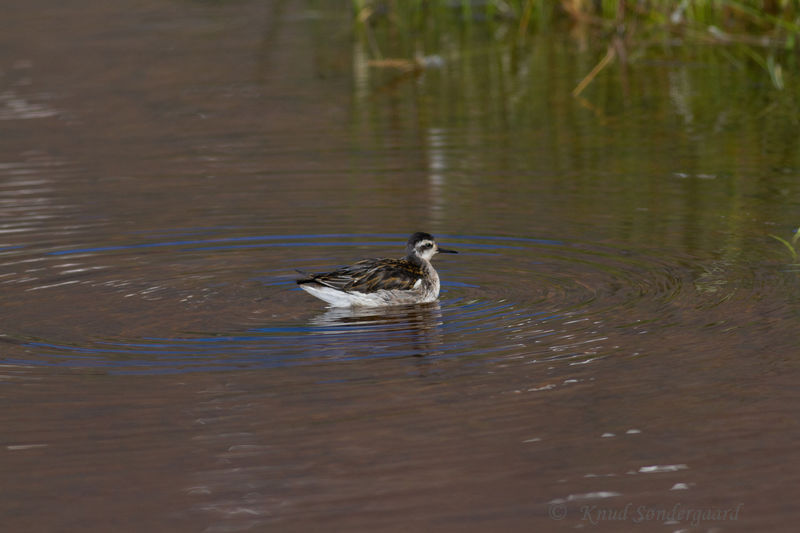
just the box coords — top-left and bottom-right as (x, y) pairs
(420, 243), (433, 249)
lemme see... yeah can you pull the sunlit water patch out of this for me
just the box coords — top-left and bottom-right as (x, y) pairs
(0, 231), (722, 376)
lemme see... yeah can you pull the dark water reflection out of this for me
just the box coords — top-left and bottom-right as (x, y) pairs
(2, 1), (800, 532)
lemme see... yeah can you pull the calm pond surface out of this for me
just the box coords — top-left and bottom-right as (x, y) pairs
(2, 1), (800, 531)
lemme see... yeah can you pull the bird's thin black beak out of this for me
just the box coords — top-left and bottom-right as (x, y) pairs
(437, 246), (458, 254)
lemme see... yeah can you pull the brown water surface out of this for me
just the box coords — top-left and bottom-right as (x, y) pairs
(2, 1), (800, 532)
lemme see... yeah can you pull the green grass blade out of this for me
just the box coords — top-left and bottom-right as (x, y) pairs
(770, 234), (799, 262)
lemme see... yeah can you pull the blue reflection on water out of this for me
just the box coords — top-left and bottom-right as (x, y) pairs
(17, 233), (570, 375)
(47, 232), (563, 256)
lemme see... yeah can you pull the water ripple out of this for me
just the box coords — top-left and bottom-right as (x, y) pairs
(1, 232), (718, 374)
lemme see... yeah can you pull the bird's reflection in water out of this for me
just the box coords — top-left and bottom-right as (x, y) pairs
(307, 302), (445, 360)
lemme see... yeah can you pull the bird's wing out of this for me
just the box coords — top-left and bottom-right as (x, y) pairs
(310, 259), (424, 293)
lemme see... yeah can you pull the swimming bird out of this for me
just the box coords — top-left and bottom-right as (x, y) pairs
(296, 232), (457, 307)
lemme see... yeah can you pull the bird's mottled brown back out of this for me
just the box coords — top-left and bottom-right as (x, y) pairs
(308, 258), (425, 293)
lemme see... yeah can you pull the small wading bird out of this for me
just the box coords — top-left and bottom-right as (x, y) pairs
(297, 232), (457, 307)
